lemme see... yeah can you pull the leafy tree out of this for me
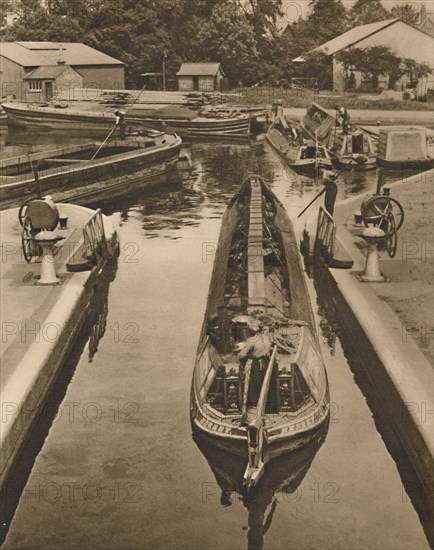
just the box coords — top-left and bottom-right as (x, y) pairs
(400, 58), (431, 85)
(336, 45), (402, 89)
(196, 2), (259, 85)
(2, 0), (84, 41)
(348, 0), (391, 27)
(298, 50), (332, 89)
(391, 3), (420, 24)
(305, 0), (349, 42)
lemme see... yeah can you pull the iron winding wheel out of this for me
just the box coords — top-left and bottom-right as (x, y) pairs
(361, 195), (404, 259)
(21, 216), (42, 263)
(19, 197), (59, 263)
(18, 196), (38, 227)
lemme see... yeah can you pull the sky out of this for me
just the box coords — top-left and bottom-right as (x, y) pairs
(280, 0), (434, 22)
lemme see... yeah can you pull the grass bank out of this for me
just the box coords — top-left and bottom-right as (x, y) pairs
(226, 87), (434, 111)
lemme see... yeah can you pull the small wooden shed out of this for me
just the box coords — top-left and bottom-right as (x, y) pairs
(177, 63), (226, 92)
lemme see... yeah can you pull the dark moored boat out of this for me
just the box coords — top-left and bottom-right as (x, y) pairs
(301, 103), (376, 170)
(327, 127), (376, 171)
(190, 175), (330, 489)
(0, 132), (182, 209)
(1, 101), (262, 141)
(266, 117), (332, 175)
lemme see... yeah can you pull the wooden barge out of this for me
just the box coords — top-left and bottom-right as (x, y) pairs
(0, 133), (182, 209)
(266, 117), (333, 176)
(1, 101), (262, 141)
(301, 103), (376, 170)
(190, 175), (330, 489)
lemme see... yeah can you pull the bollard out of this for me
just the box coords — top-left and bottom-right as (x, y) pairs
(59, 215), (69, 229)
(360, 226), (386, 282)
(34, 231), (64, 285)
(354, 210), (362, 224)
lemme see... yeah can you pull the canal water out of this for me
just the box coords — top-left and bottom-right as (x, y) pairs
(1, 129), (430, 549)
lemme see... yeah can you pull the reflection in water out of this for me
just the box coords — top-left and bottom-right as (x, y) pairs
(0, 259), (118, 545)
(194, 421), (328, 550)
(310, 263), (433, 547)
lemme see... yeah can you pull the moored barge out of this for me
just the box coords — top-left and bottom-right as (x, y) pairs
(190, 175), (330, 489)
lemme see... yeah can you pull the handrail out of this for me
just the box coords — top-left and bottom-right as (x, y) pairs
(83, 209), (107, 260)
(314, 206), (336, 262)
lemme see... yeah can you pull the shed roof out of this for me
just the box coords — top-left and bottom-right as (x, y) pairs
(177, 63), (224, 76)
(293, 18), (401, 62)
(1, 42), (124, 67)
(24, 65), (80, 80)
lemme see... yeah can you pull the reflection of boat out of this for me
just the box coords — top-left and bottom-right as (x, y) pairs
(190, 175), (330, 489)
(0, 198), (118, 498)
(1, 101), (263, 141)
(0, 133), (182, 210)
(194, 421), (328, 550)
(266, 117), (333, 175)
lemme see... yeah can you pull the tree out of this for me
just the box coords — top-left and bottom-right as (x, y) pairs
(298, 50), (332, 89)
(196, 2), (259, 85)
(391, 3), (420, 25)
(305, 0), (349, 42)
(336, 45), (402, 89)
(348, 0), (391, 27)
(401, 58), (431, 85)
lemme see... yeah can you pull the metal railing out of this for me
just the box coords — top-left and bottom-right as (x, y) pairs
(314, 206), (336, 263)
(83, 209), (107, 261)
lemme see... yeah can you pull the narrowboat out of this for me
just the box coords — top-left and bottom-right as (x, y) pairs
(190, 175), (330, 490)
(301, 103), (376, 170)
(0, 132), (182, 209)
(327, 128), (376, 170)
(376, 127), (433, 169)
(266, 117), (333, 175)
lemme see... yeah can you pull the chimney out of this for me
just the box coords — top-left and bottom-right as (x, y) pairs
(420, 4), (426, 25)
(57, 44), (65, 65)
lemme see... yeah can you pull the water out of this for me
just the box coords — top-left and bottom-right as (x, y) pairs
(1, 130), (430, 549)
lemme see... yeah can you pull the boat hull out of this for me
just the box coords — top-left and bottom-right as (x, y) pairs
(338, 156), (377, 171)
(190, 176), (330, 467)
(266, 124), (333, 176)
(0, 136), (182, 209)
(191, 381), (329, 463)
(2, 102), (257, 140)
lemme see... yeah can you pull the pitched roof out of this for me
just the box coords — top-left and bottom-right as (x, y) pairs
(293, 18), (401, 62)
(0, 42), (124, 67)
(177, 63), (224, 76)
(24, 65), (80, 80)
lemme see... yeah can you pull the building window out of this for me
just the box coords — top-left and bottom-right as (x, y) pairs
(28, 80), (43, 91)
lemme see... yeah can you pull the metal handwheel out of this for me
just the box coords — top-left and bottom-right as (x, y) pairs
(22, 216), (42, 263)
